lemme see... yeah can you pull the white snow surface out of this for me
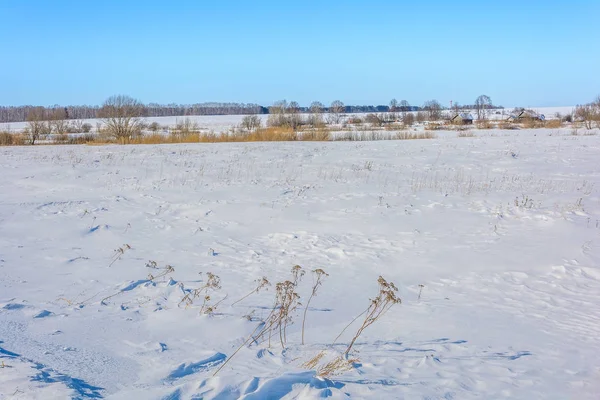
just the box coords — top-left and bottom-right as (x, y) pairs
(1, 132), (600, 399)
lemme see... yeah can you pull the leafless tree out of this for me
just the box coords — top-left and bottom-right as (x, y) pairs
(26, 107), (48, 145)
(403, 112), (415, 126)
(97, 95), (145, 141)
(309, 101), (325, 127)
(81, 123), (92, 133)
(575, 98), (600, 129)
(422, 100), (442, 121)
(49, 108), (70, 135)
(365, 113), (384, 127)
(267, 100), (289, 128)
(389, 98), (399, 121)
(241, 115), (262, 132)
(475, 95), (492, 120)
(288, 101), (302, 129)
(328, 100), (345, 124)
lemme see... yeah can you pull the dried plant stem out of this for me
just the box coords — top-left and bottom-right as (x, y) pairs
(302, 269), (328, 345)
(332, 308), (368, 345)
(213, 310), (277, 377)
(341, 276), (401, 357)
(231, 277), (270, 306)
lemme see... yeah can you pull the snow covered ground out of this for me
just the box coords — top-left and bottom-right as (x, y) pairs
(1, 131), (599, 399)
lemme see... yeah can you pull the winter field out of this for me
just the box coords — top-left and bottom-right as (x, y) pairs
(1, 130), (600, 399)
(0, 106), (576, 135)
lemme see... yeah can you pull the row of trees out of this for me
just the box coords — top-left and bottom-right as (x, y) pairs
(0, 96), (501, 124)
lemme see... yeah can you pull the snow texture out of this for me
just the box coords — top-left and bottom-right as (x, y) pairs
(1, 130), (600, 399)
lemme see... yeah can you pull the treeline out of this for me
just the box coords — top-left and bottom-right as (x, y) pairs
(0, 103), (266, 123)
(0, 99), (503, 124)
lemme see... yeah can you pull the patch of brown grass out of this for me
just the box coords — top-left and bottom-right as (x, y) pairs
(476, 120), (493, 129)
(544, 119), (563, 128)
(395, 131), (437, 140)
(457, 131), (475, 138)
(0, 131), (28, 146)
(424, 123), (444, 131)
(497, 121), (519, 130)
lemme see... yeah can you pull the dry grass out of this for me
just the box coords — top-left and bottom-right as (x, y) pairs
(476, 120), (493, 129)
(521, 118), (545, 129)
(497, 121), (519, 130)
(395, 131), (437, 140)
(0, 131), (28, 146)
(179, 272), (222, 314)
(338, 276), (401, 356)
(457, 131), (476, 138)
(544, 119), (563, 128)
(2, 125), (438, 147)
(424, 123), (444, 131)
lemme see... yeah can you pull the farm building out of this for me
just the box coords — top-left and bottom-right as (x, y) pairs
(508, 109), (545, 121)
(451, 113), (474, 125)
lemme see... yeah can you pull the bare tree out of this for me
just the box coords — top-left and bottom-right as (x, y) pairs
(240, 115), (262, 132)
(26, 107), (48, 145)
(398, 100), (411, 121)
(81, 123), (93, 133)
(328, 100), (345, 124)
(49, 108), (70, 135)
(288, 101), (302, 129)
(475, 95), (492, 120)
(575, 98), (600, 129)
(267, 100), (289, 128)
(389, 98), (399, 121)
(422, 100), (442, 121)
(309, 101), (324, 127)
(98, 95), (145, 141)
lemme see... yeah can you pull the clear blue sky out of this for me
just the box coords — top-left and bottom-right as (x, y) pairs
(1, 0), (598, 108)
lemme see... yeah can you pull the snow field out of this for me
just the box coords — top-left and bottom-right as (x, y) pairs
(1, 132), (600, 399)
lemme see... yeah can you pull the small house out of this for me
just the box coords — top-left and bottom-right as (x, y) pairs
(509, 109), (545, 121)
(451, 113), (474, 125)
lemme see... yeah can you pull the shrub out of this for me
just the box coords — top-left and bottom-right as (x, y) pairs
(544, 119), (562, 128)
(403, 113), (415, 126)
(498, 121), (519, 130)
(476, 120), (493, 129)
(240, 115), (262, 132)
(172, 118), (200, 136)
(365, 113), (383, 127)
(347, 116), (363, 124)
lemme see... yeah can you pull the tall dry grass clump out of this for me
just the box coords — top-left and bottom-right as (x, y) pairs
(0, 131), (27, 146)
(395, 131), (436, 140)
(303, 275), (401, 378)
(544, 119), (563, 128)
(476, 120), (493, 129)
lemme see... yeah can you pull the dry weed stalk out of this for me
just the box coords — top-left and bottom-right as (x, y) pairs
(316, 356), (359, 377)
(338, 276), (401, 357)
(231, 276), (271, 306)
(213, 265), (305, 376)
(99, 264), (175, 304)
(109, 244), (131, 267)
(178, 272), (222, 314)
(302, 269), (328, 345)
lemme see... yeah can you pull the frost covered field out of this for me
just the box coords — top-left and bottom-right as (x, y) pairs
(1, 132), (600, 399)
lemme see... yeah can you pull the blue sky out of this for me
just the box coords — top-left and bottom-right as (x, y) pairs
(1, 0), (598, 107)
